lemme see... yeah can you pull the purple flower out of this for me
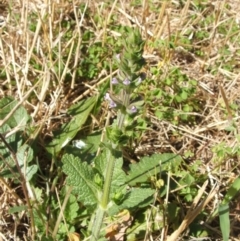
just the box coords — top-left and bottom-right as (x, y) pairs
(104, 93), (117, 108)
(109, 100), (117, 108)
(129, 105), (137, 114)
(123, 78), (131, 85)
(111, 77), (118, 85)
(104, 93), (111, 101)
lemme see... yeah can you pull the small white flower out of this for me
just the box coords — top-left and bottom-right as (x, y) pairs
(72, 140), (86, 149)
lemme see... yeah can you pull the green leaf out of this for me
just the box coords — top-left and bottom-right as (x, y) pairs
(46, 96), (97, 155)
(9, 205), (28, 214)
(62, 154), (100, 207)
(16, 144), (37, 181)
(126, 213), (146, 241)
(64, 193), (79, 221)
(31, 187), (43, 202)
(25, 165), (38, 181)
(219, 204), (230, 241)
(94, 149), (108, 176)
(84, 131), (102, 153)
(222, 176), (240, 204)
(0, 124), (23, 180)
(65, 132), (102, 163)
(0, 124), (19, 164)
(94, 149), (126, 198)
(108, 188), (154, 215)
(126, 153), (182, 186)
(210, 176), (240, 221)
(0, 96), (30, 128)
(110, 156), (127, 197)
(0, 99), (31, 181)
(16, 144), (33, 165)
(121, 188), (154, 209)
(57, 222), (75, 239)
(106, 126), (124, 144)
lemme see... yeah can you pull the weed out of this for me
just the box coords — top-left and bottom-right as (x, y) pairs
(1, 1), (240, 241)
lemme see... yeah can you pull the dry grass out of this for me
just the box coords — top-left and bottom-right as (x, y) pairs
(0, 0), (240, 240)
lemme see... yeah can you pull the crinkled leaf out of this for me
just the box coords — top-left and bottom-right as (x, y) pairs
(57, 222), (75, 240)
(126, 153), (182, 186)
(46, 96), (97, 155)
(64, 193), (79, 221)
(62, 154), (100, 207)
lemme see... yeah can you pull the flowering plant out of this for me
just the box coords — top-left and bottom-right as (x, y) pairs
(90, 28), (146, 240)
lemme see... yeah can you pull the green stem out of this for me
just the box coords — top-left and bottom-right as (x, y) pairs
(90, 207), (105, 241)
(90, 147), (117, 241)
(101, 148), (117, 209)
(90, 91), (130, 241)
(117, 90), (130, 128)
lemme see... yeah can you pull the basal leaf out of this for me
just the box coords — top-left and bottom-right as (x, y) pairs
(25, 165), (38, 181)
(16, 144), (33, 166)
(121, 188), (154, 209)
(126, 153), (182, 186)
(0, 124), (17, 164)
(0, 124), (23, 180)
(108, 188), (154, 215)
(62, 154), (100, 207)
(46, 96), (97, 155)
(0, 96), (30, 128)
(15, 144), (37, 181)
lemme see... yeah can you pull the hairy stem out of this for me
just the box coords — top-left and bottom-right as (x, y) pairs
(90, 91), (130, 241)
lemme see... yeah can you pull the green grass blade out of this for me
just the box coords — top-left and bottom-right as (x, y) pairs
(219, 204), (230, 241)
(222, 176), (240, 204)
